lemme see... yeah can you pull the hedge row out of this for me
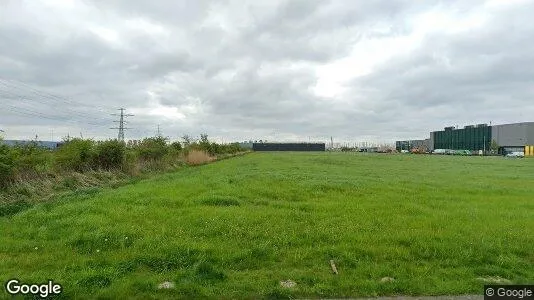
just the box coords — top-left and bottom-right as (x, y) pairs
(0, 136), (245, 190)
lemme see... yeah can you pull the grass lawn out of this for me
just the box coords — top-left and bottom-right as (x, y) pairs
(1, 152), (533, 299)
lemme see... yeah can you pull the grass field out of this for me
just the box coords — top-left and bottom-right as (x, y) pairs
(1, 152), (533, 299)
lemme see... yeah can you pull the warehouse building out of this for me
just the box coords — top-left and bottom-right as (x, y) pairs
(431, 122), (534, 154)
(431, 124), (492, 152)
(397, 121), (534, 155)
(491, 122), (534, 154)
(252, 142), (325, 151)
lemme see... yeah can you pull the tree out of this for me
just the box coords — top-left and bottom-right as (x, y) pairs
(0, 142), (16, 189)
(200, 133), (209, 144)
(182, 134), (192, 147)
(490, 139), (499, 154)
(170, 141), (182, 151)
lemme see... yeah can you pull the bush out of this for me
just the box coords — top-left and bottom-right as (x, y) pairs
(135, 136), (169, 161)
(0, 144), (16, 189)
(217, 143), (243, 155)
(170, 141), (182, 151)
(11, 141), (51, 174)
(54, 139), (95, 171)
(192, 134), (212, 155)
(123, 150), (140, 175)
(94, 140), (126, 170)
(188, 134), (244, 156)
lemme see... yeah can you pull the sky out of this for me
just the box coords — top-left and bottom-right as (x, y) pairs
(1, 0), (534, 144)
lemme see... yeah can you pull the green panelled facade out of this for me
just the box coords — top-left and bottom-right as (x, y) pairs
(432, 126), (492, 151)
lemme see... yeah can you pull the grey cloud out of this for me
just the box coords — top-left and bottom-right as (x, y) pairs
(342, 1), (534, 138)
(1, 0), (534, 142)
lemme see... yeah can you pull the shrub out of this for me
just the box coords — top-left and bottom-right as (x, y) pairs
(170, 141), (182, 151)
(94, 140), (126, 170)
(135, 136), (169, 161)
(188, 134), (244, 156)
(0, 144), (16, 189)
(185, 150), (213, 166)
(195, 133), (212, 154)
(11, 141), (51, 174)
(208, 142), (220, 155)
(54, 139), (95, 171)
(217, 143), (243, 155)
(123, 150), (140, 175)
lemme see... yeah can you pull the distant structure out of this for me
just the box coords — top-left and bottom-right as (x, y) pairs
(396, 139), (431, 152)
(111, 108), (133, 141)
(397, 121), (534, 154)
(1, 140), (63, 150)
(238, 142), (254, 150)
(252, 142), (325, 152)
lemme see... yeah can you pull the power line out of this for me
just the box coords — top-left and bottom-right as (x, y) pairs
(110, 108), (134, 141)
(3, 102), (110, 127)
(0, 85), (114, 124)
(0, 79), (117, 113)
(0, 80), (158, 140)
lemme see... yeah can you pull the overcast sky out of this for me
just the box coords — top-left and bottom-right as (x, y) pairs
(1, 0), (533, 144)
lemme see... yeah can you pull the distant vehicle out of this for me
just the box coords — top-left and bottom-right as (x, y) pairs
(432, 149), (448, 155)
(401, 150), (409, 153)
(506, 152), (524, 158)
(452, 150), (471, 156)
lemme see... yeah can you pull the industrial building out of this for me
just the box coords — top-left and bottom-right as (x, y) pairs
(431, 124), (492, 152)
(0, 140), (63, 150)
(397, 122), (534, 155)
(252, 142), (325, 152)
(396, 139), (431, 152)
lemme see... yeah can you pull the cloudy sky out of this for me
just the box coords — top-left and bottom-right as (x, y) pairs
(1, 0), (533, 144)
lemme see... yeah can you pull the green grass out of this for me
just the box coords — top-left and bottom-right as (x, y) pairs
(1, 152), (533, 299)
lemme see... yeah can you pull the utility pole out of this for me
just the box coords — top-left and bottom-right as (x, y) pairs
(483, 134), (486, 156)
(157, 124), (161, 137)
(111, 108), (133, 141)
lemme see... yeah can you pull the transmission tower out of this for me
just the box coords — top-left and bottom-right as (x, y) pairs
(110, 108), (134, 141)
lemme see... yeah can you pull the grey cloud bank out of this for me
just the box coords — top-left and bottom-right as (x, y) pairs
(1, 0), (533, 143)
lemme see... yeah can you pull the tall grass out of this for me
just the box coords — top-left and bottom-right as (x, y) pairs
(184, 150), (214, 165)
